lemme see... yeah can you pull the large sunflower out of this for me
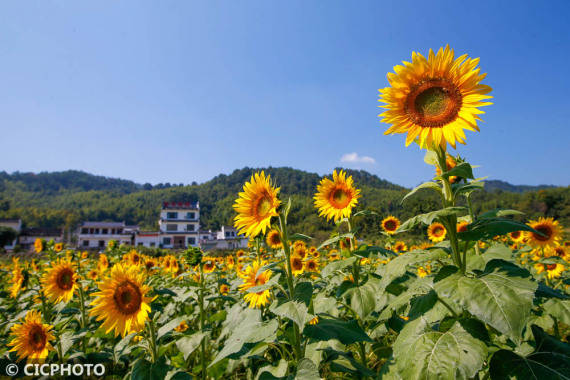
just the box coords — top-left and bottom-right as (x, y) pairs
(266, 229), (282, 249)
(8, 310), (54, 361)
(41, 259), (78, 304)
(378, 45), (492, 149)
(238, 261), (272, 308)
(234, 172), (281, 238)
(314, 170), (361, 222)
(526, 217), (563, 249)
(427, 222), (447, 242)
(381, 216), (400, 235)
(89, 263), (152, 337)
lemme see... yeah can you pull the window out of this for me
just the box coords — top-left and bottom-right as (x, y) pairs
(167, 212), (178, 219)
(166, 224), (177, 231)
(186, 212), (195, 220)
(137, 242), (143, 246)
(82, 240), (89, 247)
(188, 237), (196, 245)
(98, 240), (105, 248)
(186, 224), (195, 231)
(150, 242), (156, 247)
(81, 228), (88, 234)
(117, 228), (123, 234)
(95, 228), (100, 234)
(102, 228), (108, 234)
(163, 237), (172, 245)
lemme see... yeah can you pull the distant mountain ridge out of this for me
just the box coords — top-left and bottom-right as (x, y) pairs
(483, 180), (557, 193)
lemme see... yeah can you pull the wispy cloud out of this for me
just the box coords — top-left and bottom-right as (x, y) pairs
(340, 152), (376, 164)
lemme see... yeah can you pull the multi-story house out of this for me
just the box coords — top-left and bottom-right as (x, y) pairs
(157, 202), (200, 249)
(77, 221), (138, 249)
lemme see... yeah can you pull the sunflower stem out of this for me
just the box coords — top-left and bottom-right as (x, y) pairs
(466, 194), (481, 255)
(199, 263), (207, 380)
(278, 212), (303, 363)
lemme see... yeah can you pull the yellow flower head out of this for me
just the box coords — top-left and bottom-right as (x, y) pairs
(508, 230), (524, 243)
(304, 258), (320, 273)
(233, 172), (281, 238)
(8, 310), (54, 362)
(238, 261), (272, 308)
(526, 217), (563, 249)
(34, 238), (44, 254)
(174, 321), (189, 333)
(379, 45), (492, 149)
(266, 229), (282, 249)
(54, 243), (63, 252)
(41, 259), (78, 304)
(393, 241), (408, 254)
(314, 170), (361, 222)
(219, 284), (230, 295)
(89, 263), (152, 337)
(427, 222), (447, 243)
(381, 216), (400, 235)
(456, 221), (469, 233)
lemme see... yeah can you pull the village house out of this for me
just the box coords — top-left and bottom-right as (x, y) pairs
(156, 201), (200, 248)
(77, 221), (138, 249)
(200, 225), (248, 251)
(0, 218), (21, 251)
(19, 227), (63, 250)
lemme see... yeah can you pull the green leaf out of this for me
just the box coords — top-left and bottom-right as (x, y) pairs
(295, 358), (320, 380)
(398, 207), (466, 232)
(435, 259), (537, 343)
(353, 244), (396, 259)
(408, 289), (438, 320)
(321, 257), (356, 278)
(544, 299), (570, 324)
(346, 281), (376, 320)
(256, 359), (288, 380)
(293, 281), (313, 306)
(536, 284), (570, 300)
(321, 347), (376, 377)
(453, 182), (484, 198)
(489, 325), (570, 379)
(210, 319), (278, 366)
(458, 218), (540, 241)
(157, 316), (189, 340)
(440, 162), (474, 180)
(317, 233), (354, 251)
(479, 208), (525, 219)
(401, 181), (442, 203)
(176, 332), (207, 360)
(393, 318), (487, 380)
(271, 300), (312, 328)
(131, 357), (172, 380)
(290, 233), (312, 241)
(303, 318), (372, 345)
(114, 332), (136, 362)
(377, 248), (448, 290)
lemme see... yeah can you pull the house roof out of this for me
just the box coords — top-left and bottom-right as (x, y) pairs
(80, 221), (126, 228)
(20, 227), (62, 237)
(0, 218), (21, 223)
(162, 201), (199, 210)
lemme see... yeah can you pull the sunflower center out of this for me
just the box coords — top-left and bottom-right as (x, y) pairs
(292, 258), (303, 270)
(510, 231), (521, 239)
(255, 195), (273, 219)
(330, 188), (351, 209)
(28, 325), (47, 351)
(384, 220), (397, 231)
(433, 226), (445, 237)
(56, 268), (74, 291)
(405, 79), (462, 128)
(546, 264), (557, 271)
(534, 225), (552, 241)
(113, 281), (143, 315)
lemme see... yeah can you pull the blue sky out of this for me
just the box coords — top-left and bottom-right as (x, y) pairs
(0, 1), (568, 188)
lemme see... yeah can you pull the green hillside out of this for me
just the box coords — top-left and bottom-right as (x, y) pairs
(0, 168), (568, 240)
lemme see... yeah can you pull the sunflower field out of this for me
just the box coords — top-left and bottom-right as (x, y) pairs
(1, 46), (570, 379)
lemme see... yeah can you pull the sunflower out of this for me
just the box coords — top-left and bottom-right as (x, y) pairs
(219, 284), (230, 295)
(508, 230), (524, 243)
(526, 217), (563, 249)
(238, 261), (272, 308)
(290, 255), (304, 276)
(89, 263), (152, 337)
(393, 241), (408, 254)
(266, 229), (282, 249)
(294, 244), (308, 258)
(225, 255), (235, 269)
(381, 216), (400, 235)
(8, 310), (54, 361)
(34, 238), (44, 254)
(41, 259), (78, 304)
(124, 250), (142, 266)
(203, 258), (216, 273)
(328, 249), (340, 261)
(314, 170), (361, 222)
(144, 258), (157, 271)
(427, 222), (447, 242)
(233, 172), (281, 238)
(304, 258), (320, 273)
(174, 321), (189, 333)
(549, 246), (569, 262)
(87, 270), (99, 280)
(308, 316), (319, 325)
(54, 243), (63, 252)
(378, 45), (492, 149)
(535, 263), (565, 279)
(10, 258), (26, 299)
(456, 221), (469, 233)
(417, 264), (432, 278)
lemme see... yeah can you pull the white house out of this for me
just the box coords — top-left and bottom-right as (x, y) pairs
(135, 231), (160, 248)
(201, 225), (248, 251)
(157, 202), (200, 249)
(19, 227), (63, 251)
(0, 218), (22, 251)
(77, 222), (138, 249)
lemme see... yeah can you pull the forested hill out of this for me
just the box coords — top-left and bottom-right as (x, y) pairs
(0, 168), (568, 239)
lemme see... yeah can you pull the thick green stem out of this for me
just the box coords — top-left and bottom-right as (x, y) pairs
(347, 219), (360, 286)
(199, 264), (207, 380)
(466, 194), (481, 256)
(277, 212), (302, 362)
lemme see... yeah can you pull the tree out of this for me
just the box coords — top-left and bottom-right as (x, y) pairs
(0, 227), (17, 248)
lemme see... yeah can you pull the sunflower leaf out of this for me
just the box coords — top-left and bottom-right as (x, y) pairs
(397, 207), (466, 232)
(457, 218), (541, 241)
(401, 181), (442, 204)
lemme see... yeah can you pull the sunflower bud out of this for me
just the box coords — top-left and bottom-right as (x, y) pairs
(186, 247), (203, 267)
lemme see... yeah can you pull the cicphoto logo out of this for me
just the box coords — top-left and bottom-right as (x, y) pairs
(4, 363), (105, 377)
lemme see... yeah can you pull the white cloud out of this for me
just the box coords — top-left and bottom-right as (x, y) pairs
(340, 152), (376, 164)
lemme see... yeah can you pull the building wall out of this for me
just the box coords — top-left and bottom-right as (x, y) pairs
(135, 234), (160, 248)
(77, 235), (132, 249)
